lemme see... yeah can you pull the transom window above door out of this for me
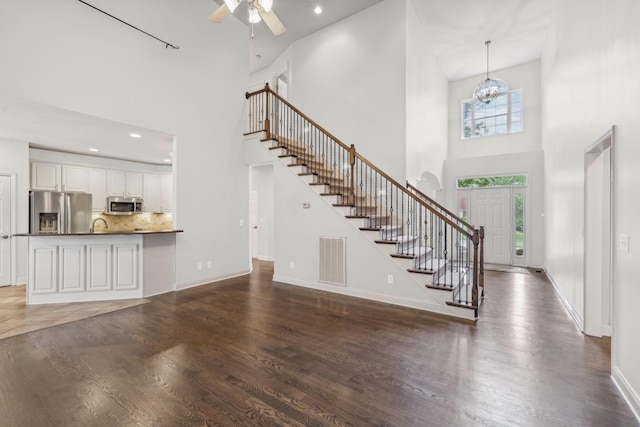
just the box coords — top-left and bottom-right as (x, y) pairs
(461, 84), (523, 139)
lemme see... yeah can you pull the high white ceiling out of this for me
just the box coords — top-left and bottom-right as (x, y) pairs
(0, 0), (551, 165)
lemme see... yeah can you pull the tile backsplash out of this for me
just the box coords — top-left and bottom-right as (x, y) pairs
(91, 213), (173, 232)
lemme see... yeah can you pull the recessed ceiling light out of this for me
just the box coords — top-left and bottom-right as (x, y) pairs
(89, 148), (99, 152)
(314, 5), (322, 14)
(130, 132), (142, 138)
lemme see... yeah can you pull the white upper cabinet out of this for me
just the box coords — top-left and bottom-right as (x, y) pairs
(88, 169), (107, 212)
(31, 162), (61, 191)
(107, 170), (143, 198)
(143, 173), (173, 212)
(61, 165), (89, 192)
(143, 173), (161, 212)
(160, 174), (173, 212)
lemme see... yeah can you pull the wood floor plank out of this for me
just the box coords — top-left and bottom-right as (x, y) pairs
(0, 261), (637, 426)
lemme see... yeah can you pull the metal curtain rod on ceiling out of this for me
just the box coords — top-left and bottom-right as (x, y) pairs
(77, 0), (180, 49)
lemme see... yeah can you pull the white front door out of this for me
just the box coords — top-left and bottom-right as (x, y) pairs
(0, 175), (12, 286)
(470, 187), (511, 265)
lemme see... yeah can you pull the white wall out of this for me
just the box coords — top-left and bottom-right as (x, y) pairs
(0, 0), (251, 289)
(287, 0), (408, 182)
(405, 0), (448, 185)
(541, 0), (640, 419)
(448, 60), (542, 160)
(0, 139), (30, 284)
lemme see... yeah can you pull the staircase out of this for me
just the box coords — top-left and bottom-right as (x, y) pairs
(245, 84), (485, 320)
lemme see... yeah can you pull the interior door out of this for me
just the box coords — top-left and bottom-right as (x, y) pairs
(0, 175), (12, 286)
(250, 189), (259, 259)
(470, 187), (511, 265)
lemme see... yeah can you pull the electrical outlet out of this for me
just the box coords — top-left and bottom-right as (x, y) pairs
(207, 261), (212, 268)
(239, 219), (244, 226)
(387, 274), (394, 284)
(197, 262), (202, 270)
(290, 261), (295, 269)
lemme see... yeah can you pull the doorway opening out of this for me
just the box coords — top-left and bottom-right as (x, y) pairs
(249, 164), (274, 267)
(583, 127), (613, 338)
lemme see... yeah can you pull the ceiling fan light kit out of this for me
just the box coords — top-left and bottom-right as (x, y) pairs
(209, 0), (285, 36)
(473, 40), (505, 104)
(248, 6), (261, 23)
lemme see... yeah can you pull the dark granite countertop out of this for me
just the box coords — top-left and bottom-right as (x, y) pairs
(14, 229), (184, 237)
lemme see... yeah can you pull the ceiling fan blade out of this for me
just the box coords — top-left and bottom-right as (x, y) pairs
(208, 4), (230, 22)
(257, 5), (286, 36)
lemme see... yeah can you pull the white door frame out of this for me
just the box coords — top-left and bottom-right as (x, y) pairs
(0, 173), (17, 287)
(583, 127), (614, 337)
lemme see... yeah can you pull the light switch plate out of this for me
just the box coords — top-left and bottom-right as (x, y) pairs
(619, 234), (629, 253)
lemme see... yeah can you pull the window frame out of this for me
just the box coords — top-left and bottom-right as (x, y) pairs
(461, 88), (523, 140)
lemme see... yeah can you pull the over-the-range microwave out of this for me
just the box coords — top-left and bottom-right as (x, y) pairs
(106, 196), (143, 215)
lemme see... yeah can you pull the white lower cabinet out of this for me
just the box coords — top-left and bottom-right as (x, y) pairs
(60, 245), (85, 292)
(87, 243), (112, 291)
(113, 243), (138, 290)
(27, 235), (142, 304)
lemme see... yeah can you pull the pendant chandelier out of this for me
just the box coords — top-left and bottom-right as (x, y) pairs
(473, 40), (505, 104)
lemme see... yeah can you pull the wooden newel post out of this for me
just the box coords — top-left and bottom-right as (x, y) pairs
(264, 83), (271, 139)
(472, 228), (480, 307)
(349, 144), (356, 204)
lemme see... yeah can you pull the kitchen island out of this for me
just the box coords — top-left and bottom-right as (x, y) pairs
(14, 230), (183, 305)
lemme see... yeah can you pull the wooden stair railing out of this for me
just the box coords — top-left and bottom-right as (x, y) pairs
(246, 84), (484, 311)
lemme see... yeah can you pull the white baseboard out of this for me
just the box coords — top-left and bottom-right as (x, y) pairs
(612, 365), (640, 425)
(176, 269), (250, 291)
(545, 270), (584, 332)
(258, 255), (274, 261)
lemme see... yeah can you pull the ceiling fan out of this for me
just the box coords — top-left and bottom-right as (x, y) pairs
(209, 0), (286, 36)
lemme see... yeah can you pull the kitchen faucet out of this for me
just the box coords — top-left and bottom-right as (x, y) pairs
(90, 218), (108, 233)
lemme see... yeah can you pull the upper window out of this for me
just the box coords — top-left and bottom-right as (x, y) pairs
(461, 86), (522, 139)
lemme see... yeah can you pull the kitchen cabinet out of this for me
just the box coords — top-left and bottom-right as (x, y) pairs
(88, 168), (107, 212)
(61, 165), (88, 192)
(31, 162), (61, 191)
(143, 173), (160, 212)
(160, 174), (173, 212)
(143, 173), (173, 213)
(26, 235), (142, 304)
(107, 170), (143, 198)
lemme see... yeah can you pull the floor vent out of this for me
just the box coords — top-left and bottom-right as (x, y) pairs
(319, 236), (346, 286)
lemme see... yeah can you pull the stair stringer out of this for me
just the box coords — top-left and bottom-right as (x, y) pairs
(254, 136), (476, 321)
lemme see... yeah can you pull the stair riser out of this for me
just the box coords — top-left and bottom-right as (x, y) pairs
(396, 240), (420, 254)
(333, 206), (353, 216)
(299, 174), (317, 184)
(346, 217), (368, 228)
(379, 226), (403, 240)
(366, 216), (391, 227)
(376, 243), (398, 256)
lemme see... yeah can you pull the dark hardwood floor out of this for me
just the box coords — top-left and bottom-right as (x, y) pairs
(0, 261), (636, 426)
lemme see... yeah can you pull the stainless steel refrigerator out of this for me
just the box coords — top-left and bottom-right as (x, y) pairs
(29, 191), (93, 234)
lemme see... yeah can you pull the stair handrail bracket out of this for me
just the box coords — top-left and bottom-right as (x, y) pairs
(245, 84), (485, 316)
